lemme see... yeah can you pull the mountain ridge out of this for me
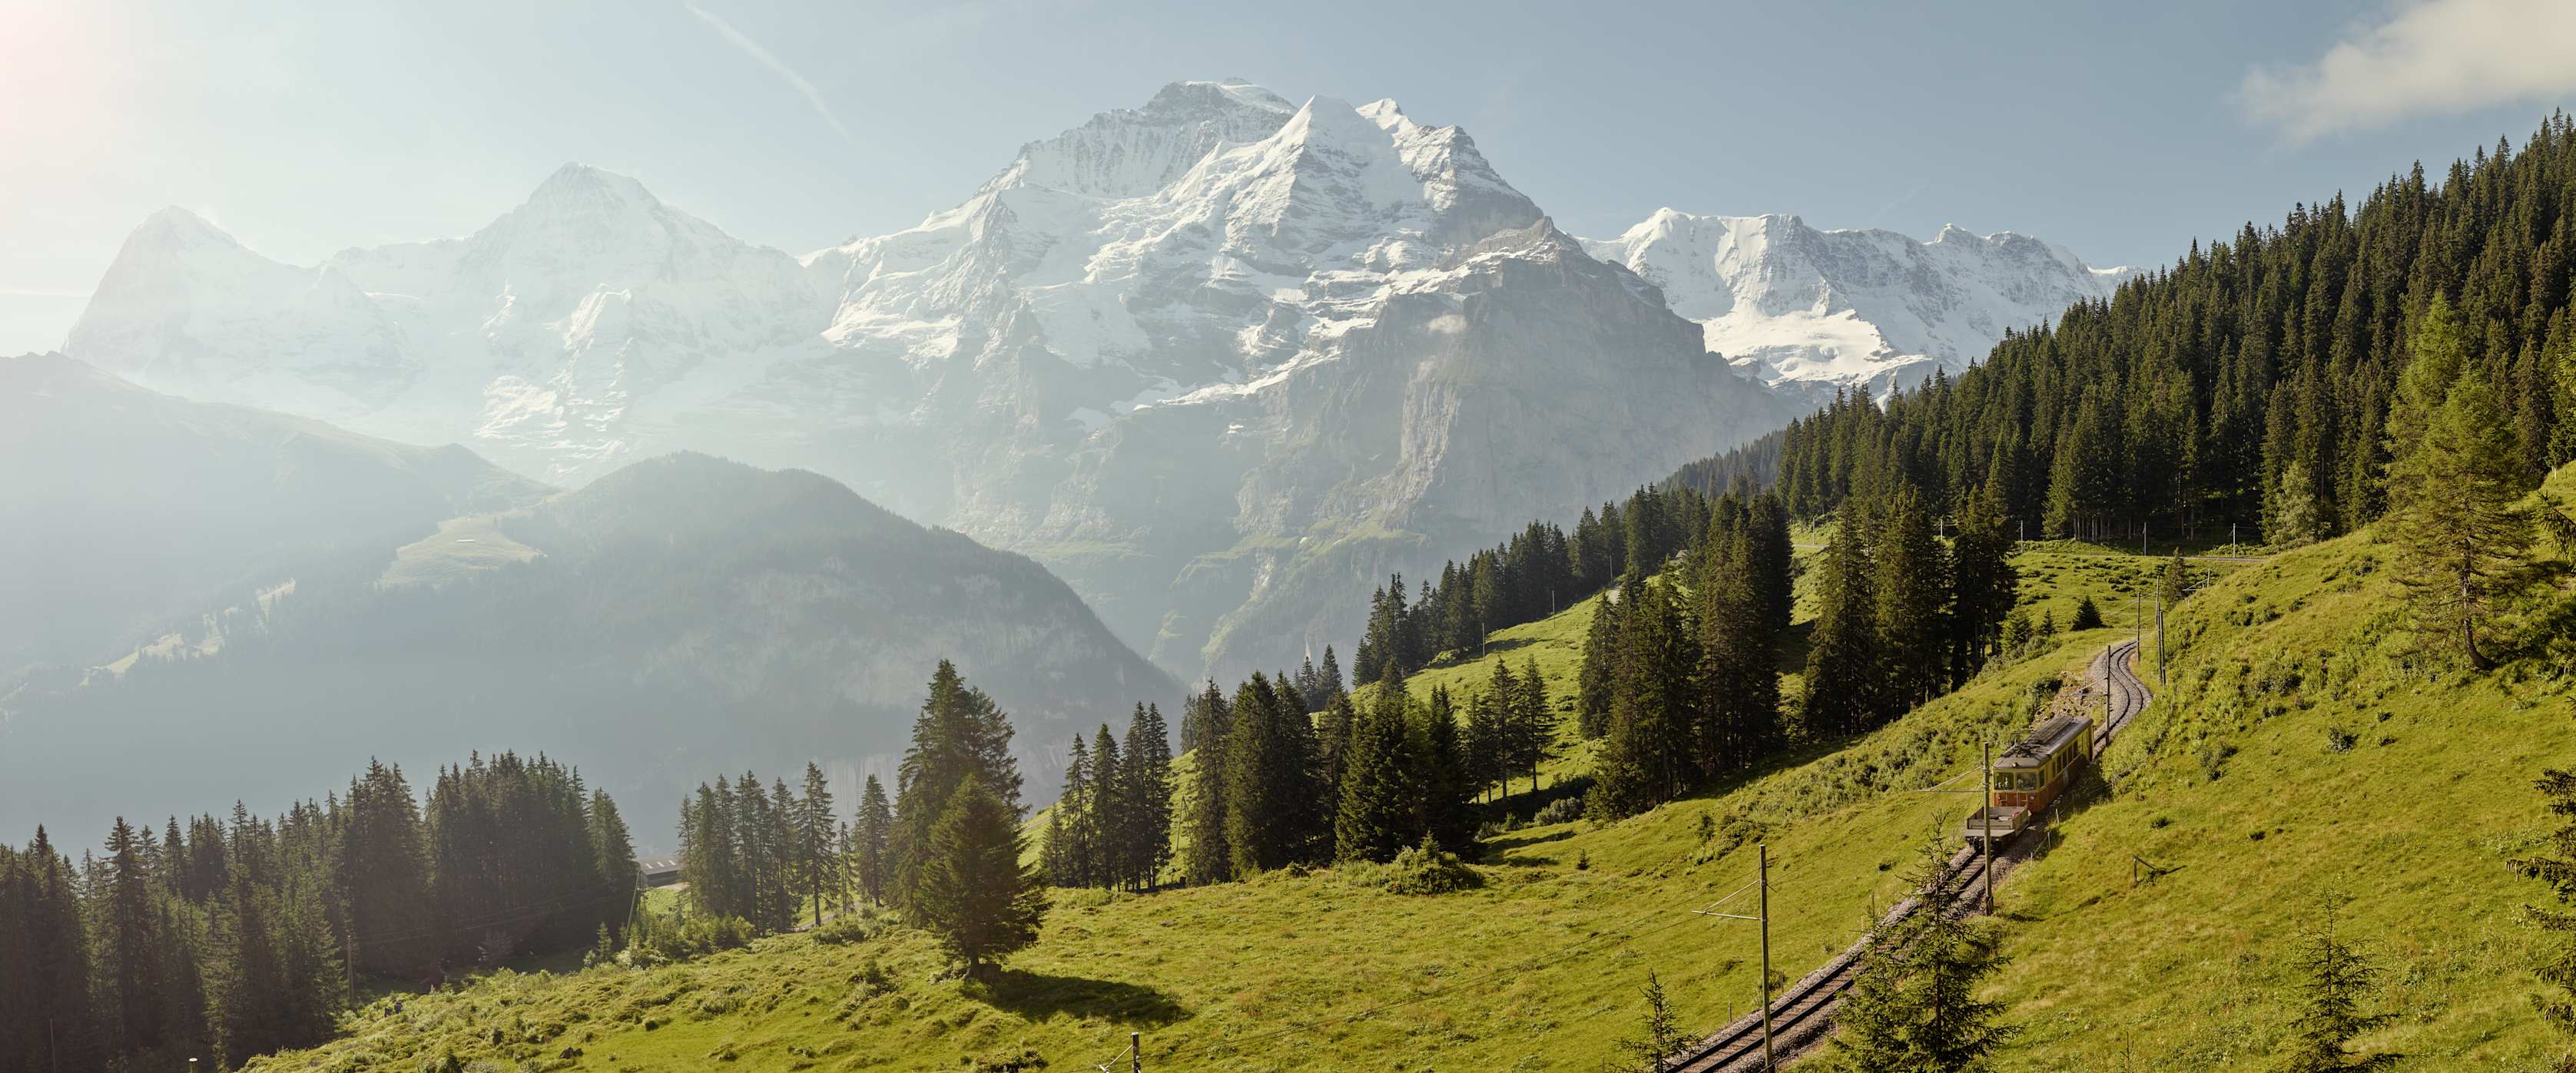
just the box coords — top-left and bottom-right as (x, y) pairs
(59, 80), (2124, 681)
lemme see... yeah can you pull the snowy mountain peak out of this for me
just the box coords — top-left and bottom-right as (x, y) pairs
(524, 162), (662, 210)
(128, 206), (245, 253)
(983, 79), (1297, 200)
(1583, 209), (2136, 392)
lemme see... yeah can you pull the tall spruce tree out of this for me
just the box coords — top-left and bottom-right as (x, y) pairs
(1180, 681), (1236, 886)
(797, 763), (837, 929)
(1336, 665), (1419, 863)
(855, 775), (893, 906)
(1875, 485), (1951, 714)
(2385, 367), (2537, 668)
(912, 776), (1047, 979)
(890, 661), (1021, 912)
(1802, 510), (1883, 737)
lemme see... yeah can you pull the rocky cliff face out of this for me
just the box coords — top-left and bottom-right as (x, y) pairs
(1582, 210), (2136, 395)
(60, 81), (1806, 680)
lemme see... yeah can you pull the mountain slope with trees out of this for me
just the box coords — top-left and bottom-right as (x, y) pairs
(2, 452), (1175, 845)
(0, 354), (546, 676)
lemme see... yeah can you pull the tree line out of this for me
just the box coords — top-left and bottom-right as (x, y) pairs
(1747, 115), (2576, 548)
(1352, 482), (1719, 684)
(672, 661), (1047, 978)
(1041, 703), (1174, 892)
(0, 753), (632, 1071)
(1153, 664), (1487, 886)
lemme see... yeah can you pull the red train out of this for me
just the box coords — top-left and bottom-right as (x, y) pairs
(1963, 713), (2094, 841)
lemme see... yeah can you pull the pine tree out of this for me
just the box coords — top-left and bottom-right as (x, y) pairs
(1089, 724), (1126, 891)
(912, 776), (1047, 979)
(339, 760), (436, 976)
(1419, 684), (1477, 853)
(2270, 895), (2395, 1072)
(1875, 485), (1951, 714)
(1508, 654), (1557, 794)
(1180, 681), (1235, 886)
(1122, 703), (1174, 891)
(2070, 594), (2105, 631)
(1949, 483), (2020, 681)
(1336, 665), (1419, 863)
(798, 763), (837, 929)
(1802, 510), (1883, 737)
(1832, 836), (2016, 1072)
(1693, 523), (1783, 774)
(854, 775), (893, 906)
(1576, 589), (1623, 739)
(1616, 971), (1691, 1073)
(97, 817), (167, 1049)
(1225, 673), (1324, 873)
(2385, 368), (2537, 668)
(2514, 753), (2576, 1071)
(1591, 578), (1701, 818)
(890, 661), (1022, 912)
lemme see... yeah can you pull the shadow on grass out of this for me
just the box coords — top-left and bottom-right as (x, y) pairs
(1484, 827), (1576, 852)
(979, 969), (1189, 1027)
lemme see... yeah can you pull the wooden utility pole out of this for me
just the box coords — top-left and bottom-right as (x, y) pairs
(1132, 1031), (1142, 1072)
(1759, 843), (1775, 1071)
(1981, 741), (1994, 915)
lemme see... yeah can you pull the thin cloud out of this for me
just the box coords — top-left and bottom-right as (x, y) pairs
(682, 1), (860, 149)
(2241, 0), (2576, 142)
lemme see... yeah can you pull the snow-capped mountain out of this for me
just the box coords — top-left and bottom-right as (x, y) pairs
(61, 81), (1804, 680)
(1582, 210), (2135, 394)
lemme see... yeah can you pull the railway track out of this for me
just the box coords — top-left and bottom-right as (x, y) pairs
(1666, 639), (2154, 1071)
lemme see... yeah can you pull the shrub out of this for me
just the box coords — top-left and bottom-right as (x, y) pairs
(1384, 835), (1481, 896)
(812, 915), (871, 945)
(1533, 796), (1585, 826)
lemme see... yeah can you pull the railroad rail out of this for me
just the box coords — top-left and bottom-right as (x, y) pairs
(1667, 639), (2153, 1071)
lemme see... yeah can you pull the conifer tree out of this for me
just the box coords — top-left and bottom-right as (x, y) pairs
(1336, 665), (1419, 863)
(2386, 368), (2537, 668)
(797, 763), (837, 929)
(337, 760), (438, 976)
(2513, 755), (2576, 1070)
(1508, 654), (1557, 794)
(1090, 724), (1125, 890)
(1832, 836), (2016, 1072)
(913, 776), (1047, 979)
(1802, 512), (1883, 737)
(97, 817), (167, 1049)
(1122, 703), (1175, 890)
(1949, 484), (2020, 681)
(1591, 578), (1701, 818)
(854, 775), (893, 906)
(2070, 594), (2106, 631)
(1419, 684), (1477, 853)
(1616, 971), (1690, 1073)
(1576, 590), (1623, 738)
(2270, 895), (2395, 1072)
(1693, 524), (1783, 774)
(1465, 685), (1507, 803)
(1180, 681), (1236, 886)
(1224, 673), (1326, 873)
(890, 661), (1022, 912)
(1875, 485), (1951, 714)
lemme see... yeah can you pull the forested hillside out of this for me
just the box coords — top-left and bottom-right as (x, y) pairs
(2, 453), (1174, 844)
(1762, 115), (2576, 541)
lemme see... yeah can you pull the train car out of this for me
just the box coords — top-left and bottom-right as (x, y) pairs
(1963, 713), (2095, 842)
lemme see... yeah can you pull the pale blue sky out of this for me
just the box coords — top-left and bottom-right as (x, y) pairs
(5, 0), (2572, 353)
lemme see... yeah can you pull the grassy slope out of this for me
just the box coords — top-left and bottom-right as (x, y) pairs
(1981, 467), (2576, 1071)
(254, 507), (2516, 1073)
